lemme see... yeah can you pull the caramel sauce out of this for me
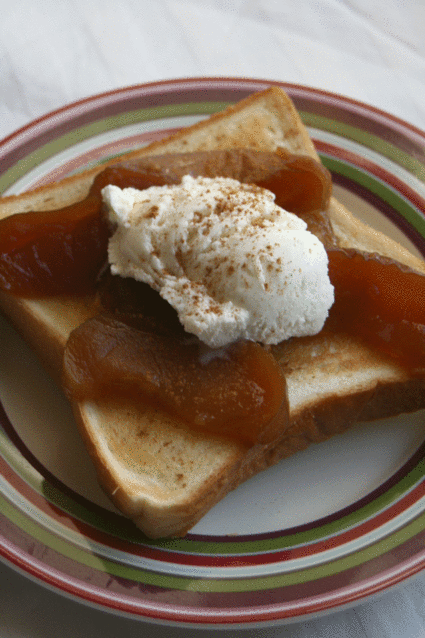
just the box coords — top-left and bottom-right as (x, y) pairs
(0, 148), (424, 446)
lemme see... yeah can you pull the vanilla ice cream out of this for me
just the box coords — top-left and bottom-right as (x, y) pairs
(102, 175), (334, 348)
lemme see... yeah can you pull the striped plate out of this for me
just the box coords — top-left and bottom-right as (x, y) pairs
(0, 78), (424, 627)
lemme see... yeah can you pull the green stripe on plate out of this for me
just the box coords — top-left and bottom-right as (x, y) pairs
(0, 429), (43, 492)
(0, 101), (229, 193)
(322, 156), (425, 239)
(301, 111), (425, 183)
(1, 486), (424, 592)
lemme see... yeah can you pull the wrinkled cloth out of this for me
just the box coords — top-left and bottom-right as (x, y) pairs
(1, 1), (425, 637)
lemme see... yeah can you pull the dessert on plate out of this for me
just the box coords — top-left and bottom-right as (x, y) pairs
(0, 87), (424, 538)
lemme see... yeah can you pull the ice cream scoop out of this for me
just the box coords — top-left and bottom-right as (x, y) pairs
(102, 175), (334, 347)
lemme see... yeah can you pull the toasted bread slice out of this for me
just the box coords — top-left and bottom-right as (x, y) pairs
(0, 87), (424, 538)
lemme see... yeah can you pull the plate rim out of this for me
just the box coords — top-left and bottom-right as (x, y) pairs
(2, 76), (425, 149)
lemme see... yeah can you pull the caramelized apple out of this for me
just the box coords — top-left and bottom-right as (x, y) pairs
(0, 196), (109, 297)
(63, 311), (288, 446)
(327, 248), (425, 371)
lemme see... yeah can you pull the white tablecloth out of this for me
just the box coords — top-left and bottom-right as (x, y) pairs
(1, 1), (425, 636)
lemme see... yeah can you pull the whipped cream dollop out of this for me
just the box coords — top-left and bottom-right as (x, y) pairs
(102, 175), (334, 348)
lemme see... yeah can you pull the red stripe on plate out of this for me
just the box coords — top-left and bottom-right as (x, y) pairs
(30, 129), (179, 188)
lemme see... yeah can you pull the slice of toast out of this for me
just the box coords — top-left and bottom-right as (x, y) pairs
(0, 87), (424, 538)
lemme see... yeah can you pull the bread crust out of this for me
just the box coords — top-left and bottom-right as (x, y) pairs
(1, 87), (424, 538)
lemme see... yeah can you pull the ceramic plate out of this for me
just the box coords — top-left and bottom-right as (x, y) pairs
(0, 78), (425, 628)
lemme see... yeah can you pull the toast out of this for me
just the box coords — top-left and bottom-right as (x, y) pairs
(0, 87), (424, 538)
